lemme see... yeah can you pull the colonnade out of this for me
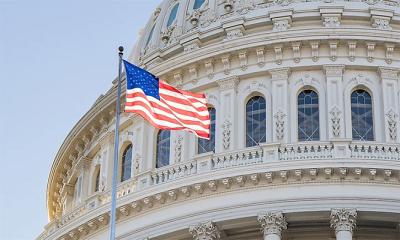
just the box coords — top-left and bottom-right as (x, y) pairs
(188, 208), (357, 240)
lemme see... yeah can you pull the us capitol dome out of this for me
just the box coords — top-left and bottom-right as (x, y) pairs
(38, 0), (400, 240)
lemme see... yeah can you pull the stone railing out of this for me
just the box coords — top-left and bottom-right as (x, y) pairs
(349, 142), (400, 160)
(212, 147), (264, 170)
(278, 143), (333, 161)
(99, 177), (137, 205)
(59, 202), (86, 226)
(41, 141), (400, 239)
(151, 160), (197, 185)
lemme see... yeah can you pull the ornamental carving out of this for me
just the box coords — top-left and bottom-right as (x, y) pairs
(217, 76), (239, 91)
(174, 135), (183, 162)
(274, 0), (292, 6)
(222, 119), (232, 150)
(310, 41), (319, 62)
(273, 18), (291, 32)
(371, 17), (391, 30)
(189, 221), (220, 240)
(199, 8), (217, 28)
(134, 153), (140, 175)
(351, 74), (371, 86)
(258, 212), (287, 237)
(330, 106), (341, 137)
(323, 16), (341, 28)
(386, 109), (398, 141)
(274, 110), (286, 140)
(237, 0), (256, 15)
(330, 209), (357, 234)
(225, 26), (244, 40)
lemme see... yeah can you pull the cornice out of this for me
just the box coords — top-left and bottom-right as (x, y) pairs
(41, 163), (400, 240)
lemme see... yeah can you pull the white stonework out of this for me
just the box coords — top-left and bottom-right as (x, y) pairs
(39, 1), (400, 240)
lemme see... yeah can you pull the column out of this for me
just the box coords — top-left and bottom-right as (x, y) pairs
(258, 212), (287, 240)
(330, 209), (357, 240)
(216, 76), (239, 153)
(379, 67), (400, 143)
(189, 221), (220, 240)
(270, 68), (291, 143)
(323, 65), (345, 140)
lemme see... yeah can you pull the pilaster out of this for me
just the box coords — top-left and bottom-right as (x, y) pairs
(324, 65), (345, 139)
(330, 208), (357, 240)
(189, 221), (220, 240)
(258, 211), (287, 240)
(216, 76), (239, 152)
(270, 68), (290, 143)
(379, 67), (400, 143)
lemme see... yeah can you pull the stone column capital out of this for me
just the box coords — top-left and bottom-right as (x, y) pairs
(330, 208), (357, 234)
(323, 65), (345, 77)
(189, 221), (220, 240)
(378, 67), (399, 80)
(269, 68), (291, 81)
(257, 211), (287, 237)
(216, 76), (239, 91)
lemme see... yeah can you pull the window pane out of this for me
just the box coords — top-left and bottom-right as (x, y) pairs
(298, 90), (320, 141)
(193, 0), (205, 9)
(94, 169), (100, 192)
(145, 24), (155, 47)
(198, 108), (216, 154)
(121, 144), (132, 182)
(167, 4), (179, 27)
(351, 90), (374, 141)
(156, 130), (170, 168)
(246, 96), (266, 147)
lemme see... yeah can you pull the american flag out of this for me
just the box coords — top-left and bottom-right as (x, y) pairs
(123, 60), (210, 139)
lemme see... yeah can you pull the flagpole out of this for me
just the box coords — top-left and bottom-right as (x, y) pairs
(109, 46), (124, 240)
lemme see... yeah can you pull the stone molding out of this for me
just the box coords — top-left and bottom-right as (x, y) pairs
(189, 221), (220, 240)
(258, 212), (287, 237)
(46, 162), (400, 240)
(216, 76), (239, 91)
(330, 208), (357, 234)
(324, 65), (344, 77)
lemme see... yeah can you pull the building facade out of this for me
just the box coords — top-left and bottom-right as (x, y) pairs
(38, 0), (400, 239)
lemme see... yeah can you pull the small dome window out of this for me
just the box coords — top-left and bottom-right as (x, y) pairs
(145, 24), (155, 47)
(167, 3), (179, 27)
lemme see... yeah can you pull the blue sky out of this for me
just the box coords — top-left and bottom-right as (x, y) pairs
(0, 0), (160, 239)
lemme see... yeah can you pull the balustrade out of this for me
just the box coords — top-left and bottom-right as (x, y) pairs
(212, 148), (264, 170)
(349, 143), (400, 160)
(151, 160), (197, 185)
(278, 143), (333, 161)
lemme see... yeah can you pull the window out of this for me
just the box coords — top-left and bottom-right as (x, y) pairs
(94, 168), (100, 192)
(156, 130), (170, 168)
(298, 90), (320, 141)
(121, 144), (133, 182)
(351, 89), (374, 141)
(74, 175), (82, 205)
(193, 0), (205, 9)
(198, 107), (216, 154)
(145, 24), (155, 47)
(167, 3), (179, 27)
(246, 96), (266, 147)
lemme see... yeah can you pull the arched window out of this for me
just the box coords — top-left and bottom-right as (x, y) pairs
(246, 96), (266, 147)
(298, 90), (320, 141)
(94, 168), (100, 192)
(351, 89), (374, 141)
(193, 0), (205, 9)
(121, 144), (132, 182)
(156, 130), (170, 168)
(167, 3), (179, 27)
(198, 107), (216, 154)
(145, 24), (155, 47)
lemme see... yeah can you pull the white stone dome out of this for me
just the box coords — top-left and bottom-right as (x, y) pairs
(39, 0), (400, 240)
